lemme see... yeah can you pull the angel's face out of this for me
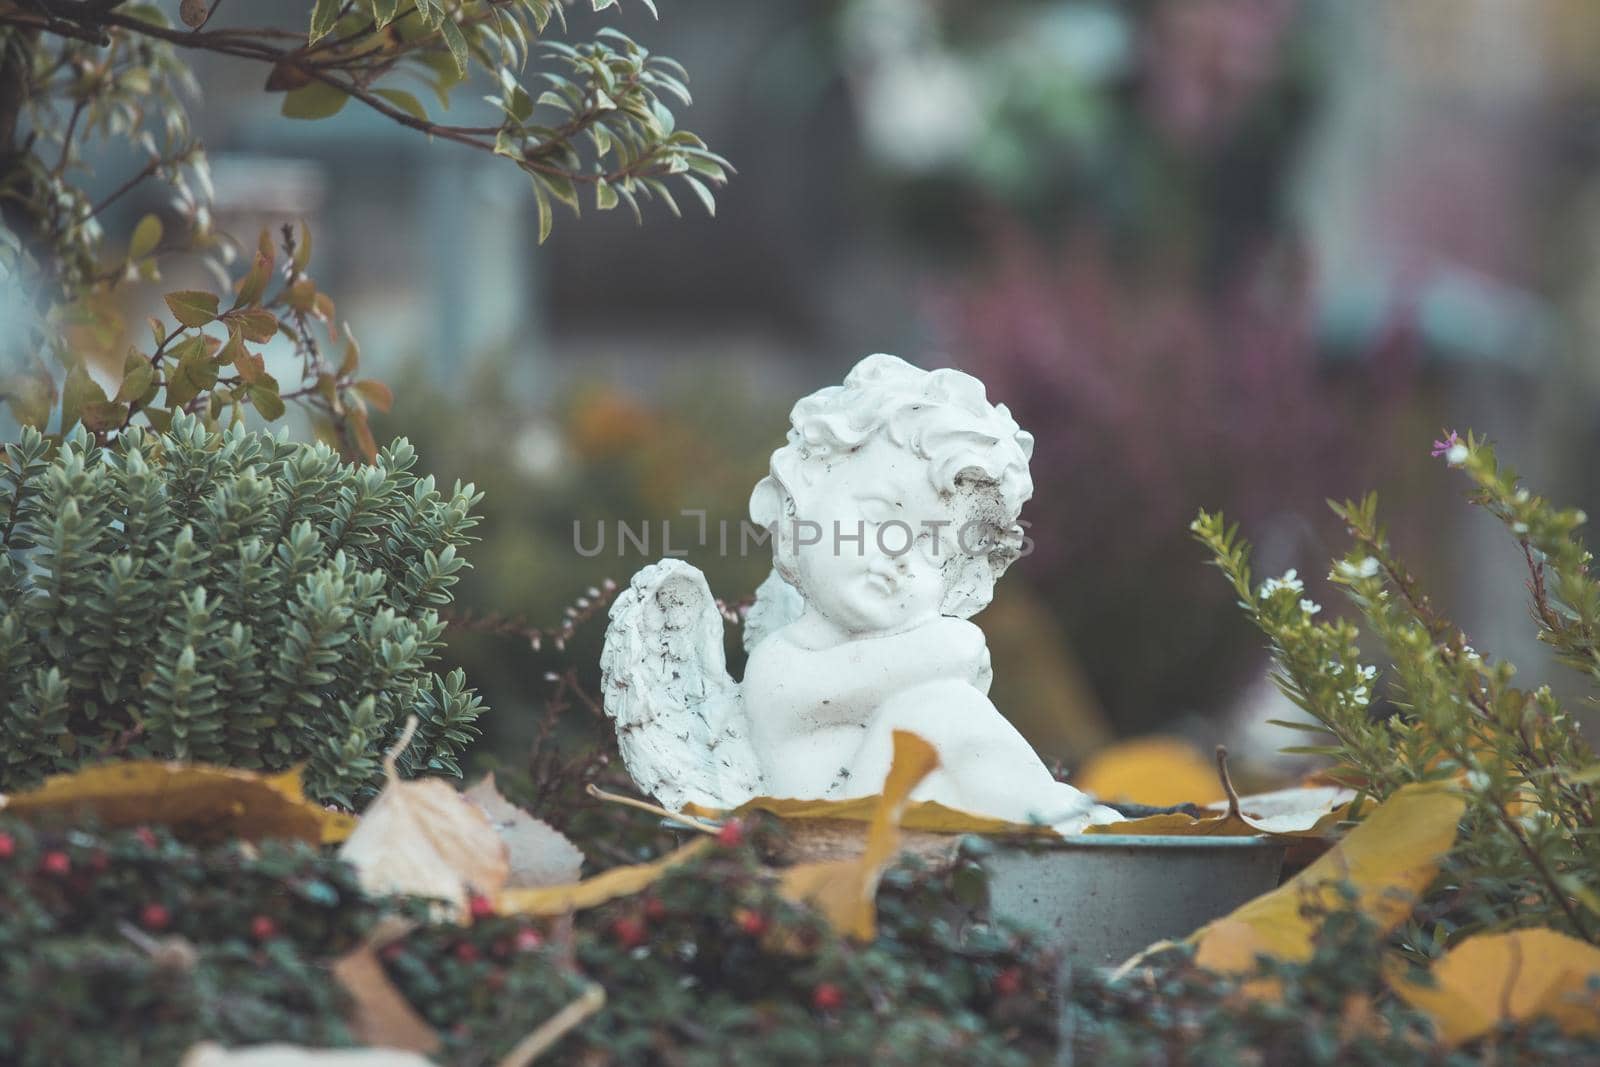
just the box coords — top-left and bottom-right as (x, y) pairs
(790, 435), (953, 636)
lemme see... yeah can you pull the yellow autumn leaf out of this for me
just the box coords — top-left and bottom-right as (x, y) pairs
(777, 730), (941, 941)
(684, 793), (1048, 838)
(498, 838), (712, 915)
(0, 761), (355, 845)
(336, 721), (508, 917)
(1077, 736), (1227, 807)
(1391, 928), (1600, 1045)
(1190, 779), (1464, 980)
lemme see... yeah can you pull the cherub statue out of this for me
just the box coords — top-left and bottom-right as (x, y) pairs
(600, 354), (1122, 833)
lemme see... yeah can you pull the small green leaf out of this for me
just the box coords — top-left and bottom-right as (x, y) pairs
(116, 351), (154, 404)
(541, 172), (581, 216)
(226, 308), (280, 343)
(282, 81), (349, 120)
(681, 173), (715, 218)
(293, 220), (314, 274)
(233, 251), (271, 309)
(374, 87), (429, 123)
(129, 214), (163, 260)
(61, 362), (108, 433)
(371, 0), (399, 29)
(166, 341), (219, 409)
(309, 0), (340, 42)
(595, 179), (618, 211)
(164, 290), (219, 327)
(532, 176), (552, 244)
(249, 379), (287, 421)
(438, 17), (469, 77)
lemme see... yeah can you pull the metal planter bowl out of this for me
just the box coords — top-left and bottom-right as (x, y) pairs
(981, 834), (1287, 966)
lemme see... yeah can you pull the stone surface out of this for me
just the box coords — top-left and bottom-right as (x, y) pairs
(600, 354), (1122, 833)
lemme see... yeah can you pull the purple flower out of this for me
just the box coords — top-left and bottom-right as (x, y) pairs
(1430, 430), (1461, 458)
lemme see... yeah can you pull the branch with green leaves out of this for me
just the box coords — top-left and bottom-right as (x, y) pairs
(1192, 433), (1599, 942)
(0, 0), (727, 448)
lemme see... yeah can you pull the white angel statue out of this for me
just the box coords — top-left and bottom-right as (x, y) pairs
(599, 354), (1122, 834)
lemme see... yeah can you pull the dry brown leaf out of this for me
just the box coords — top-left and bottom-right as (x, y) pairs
(330, 943), (442, 1056)
(0, 761), (355, 844)
(498, 839), (711, 915)
(337, 721), (508, 917)
(1077, 736), (1227, 807)
(1188, 779), (1464, 987)
(181, 1045), (434, 1066)
(1390, 928), (1600, 1045)
(777, 730), (941, 941)
(465, 773), (585, 888)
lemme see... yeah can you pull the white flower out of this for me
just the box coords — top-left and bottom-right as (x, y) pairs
(1358, 664), (1377, 681)
(1336, 557), (1382, 580)
(1446, 443), (1469, 466)
(1259, 569), (1305, 599)
(1300, 598), (1321, 616)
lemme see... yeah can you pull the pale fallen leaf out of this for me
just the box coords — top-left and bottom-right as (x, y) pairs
(1390, 928), (1600, 1045)
(330, 943), (441, 1056)
(777, 730), (941, 941)
(465, 773), (585, 888)
(1189, 779), (1464, 986)
(181, 1044), (433, 1066)
(337, 720), (508, 917)
(1077, 736), (1227, 807)
(498, 839), (710, 915)
(1, 762), (355, 844)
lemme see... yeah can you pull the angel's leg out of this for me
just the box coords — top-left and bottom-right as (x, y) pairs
(844, 679), (1119, 830)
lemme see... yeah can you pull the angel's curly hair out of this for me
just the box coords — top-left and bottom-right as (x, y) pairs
(749, 353), (1034, 618)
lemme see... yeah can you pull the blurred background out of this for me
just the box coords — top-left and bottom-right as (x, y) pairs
(129, 0), (1600, 785)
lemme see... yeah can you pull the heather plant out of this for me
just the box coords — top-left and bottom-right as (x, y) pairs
(1192, 432), (1599, 944)
(0, 413), (485, 805)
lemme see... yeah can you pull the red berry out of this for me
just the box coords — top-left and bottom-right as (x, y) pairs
(134, 826), (158, 849)
(514, 928), (544, 953)
(643, 896), (668, 921)
(716, 819), (745, 847)
(140, 903), (171, 931)
(811, 982), (844, 1012)
(610, 916), (648, 949)
(468, 893), (496, 921)
(0, 832), (14, 859)
(40, 850), (70, 876)
(250, 915), (277, 941)
(454, 941), (481, 963)
(994, 967), (1023, 998)
(734, 908), (768, 937)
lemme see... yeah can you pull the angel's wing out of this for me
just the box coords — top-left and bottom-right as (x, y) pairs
(741, 567), (805, 654)
(600, 559), (761, 811)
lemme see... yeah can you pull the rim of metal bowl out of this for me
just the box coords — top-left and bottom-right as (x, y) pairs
(1023, 833), (1288, 850)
